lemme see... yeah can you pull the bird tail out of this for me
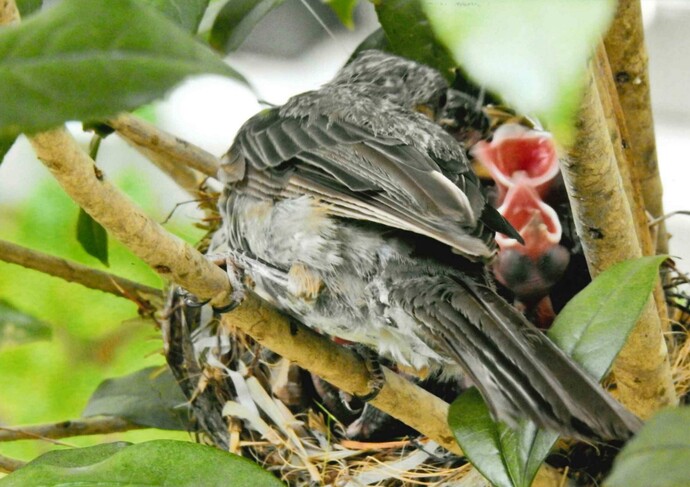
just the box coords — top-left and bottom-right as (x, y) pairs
(391, 270), (642, 441)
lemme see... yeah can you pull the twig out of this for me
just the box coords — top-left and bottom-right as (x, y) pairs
(604, 0), (667, 255)
(561, 66), (676, 418)
(0, 239), (163, 307)
(0, 454), (25, 474)
(0, 417), (144, 442)
(29, 128), (232, 308)
(108, 114), (220, 178)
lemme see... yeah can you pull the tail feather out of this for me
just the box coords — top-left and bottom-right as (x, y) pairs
(393, 271), (642, 441)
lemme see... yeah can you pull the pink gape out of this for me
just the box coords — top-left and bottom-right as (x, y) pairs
(472, 123), (569, 315)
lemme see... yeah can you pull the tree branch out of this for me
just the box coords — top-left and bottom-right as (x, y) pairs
(593, 45), (669, 327)
(0, 417), (144, 442)
(561, 66), (676, 418)
(108, 114), (220, 178)
(604, 0), (667, 255)
(220, 303), (461, 454)
(29, 128), (231, 308)
(0, 239), (163, 307)
(0, 454), (25, 474)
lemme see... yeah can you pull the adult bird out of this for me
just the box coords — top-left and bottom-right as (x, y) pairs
(207, 50), (641, 441)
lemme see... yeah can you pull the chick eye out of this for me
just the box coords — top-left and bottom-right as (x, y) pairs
(438, 92), (448, 108)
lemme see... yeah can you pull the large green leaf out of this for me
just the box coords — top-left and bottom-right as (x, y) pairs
(422, 0), (616, 142)
(550, 255), (668, 378)
(142, 0), (210, 33)
(0, 440), (285, 486)
(76, 208), (109, 267)
(82, 366), (193, 431)
(0, 299), (51, 347)
(209, 0), (284, 53)
(605, 407), (690, 487)
(375, 0), (456, 79)
(449, 256), (666, 487)
(0, 0), (243, 139)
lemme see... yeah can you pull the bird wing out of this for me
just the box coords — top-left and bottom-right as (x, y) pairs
(388, 266), (642, 440)
(223, 108), (497, 260)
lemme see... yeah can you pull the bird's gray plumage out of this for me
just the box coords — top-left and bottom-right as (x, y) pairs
(210, 50), (641, 440)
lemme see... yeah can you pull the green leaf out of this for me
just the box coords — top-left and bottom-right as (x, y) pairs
(549, 255), (668, 379)
(0, 299), (51, 347)
(0, 0), (243, 139)
(449, 256), (667, 487)
(141, 0), (211, 33)
(209, 0), (284, 53)
(82, 366), (193, 431)
(0, 440), (285, 486)
(76, 208), (109, 267)
(15, 0), (42, 18)
(448, 389), (513, 487)
(325, 0), (358, 30)
(0, 134), (17, 165)
(421, 0), (616, 142)
(375, 0), (456, 80)
(605, 407), (690, 487)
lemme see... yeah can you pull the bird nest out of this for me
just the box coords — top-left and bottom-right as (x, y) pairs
(160, 261), (690, 487)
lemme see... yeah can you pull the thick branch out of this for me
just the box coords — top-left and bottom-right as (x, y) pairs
(593, 46), (669, 326)
(221, 302), (461, 454)
(29, 128), (231, 307)
(0, 239), (163, 306)
(561, 68), (676, 417)
(0, 417), (144, 442)
(604, 0), (667, 254)
(108, 114), (220, 178)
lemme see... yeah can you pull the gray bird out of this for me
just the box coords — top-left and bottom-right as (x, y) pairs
(208, 50), (641, 441)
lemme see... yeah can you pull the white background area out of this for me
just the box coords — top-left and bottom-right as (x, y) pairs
(1, 1), (688, 269)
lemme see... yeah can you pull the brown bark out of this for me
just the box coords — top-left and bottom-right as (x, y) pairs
(0, 417), (143, 442)
(0, 239), (163, 306)
(604, 0), (667, 255)
(561, 69), (676, 418)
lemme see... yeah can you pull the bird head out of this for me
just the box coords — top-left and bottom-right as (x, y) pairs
(334, 50), (449, 117)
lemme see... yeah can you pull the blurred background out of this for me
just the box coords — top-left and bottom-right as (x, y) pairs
(0, 0), (688, 462)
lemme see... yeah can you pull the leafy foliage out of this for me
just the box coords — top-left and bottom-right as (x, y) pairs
(422, 0), (616, 142)
(0, 0), (243, 139)
(0, 299), (51, 347)
(605, 407), (690, 487)
(0, 440), (285, 486)
(449, 256), (667, 487)
(82, 367), (193, 431)
(209, 0), (284, 53)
